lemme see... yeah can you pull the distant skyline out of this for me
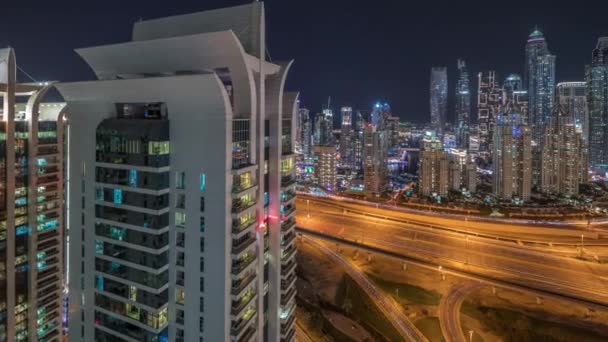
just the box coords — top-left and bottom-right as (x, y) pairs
(1, 0), (607, 122)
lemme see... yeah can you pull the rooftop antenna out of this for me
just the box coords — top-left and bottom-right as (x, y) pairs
(327, 96), (331, 110)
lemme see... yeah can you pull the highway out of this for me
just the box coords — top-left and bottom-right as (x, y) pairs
(298, 195), (607, 244)
(439, 282), (484, 342)
(303, 235), (428, 342)
(296, 197), (608, 307)
(295, 322), (317, 342)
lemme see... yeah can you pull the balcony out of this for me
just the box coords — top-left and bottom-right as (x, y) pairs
(282, 246), (296, 262)
(232, 236), (256, 257)
(281, 271), (296, 291)
(232, 272), (257, 297)
(281, 191), (296, 205)
(231, 305), (256, 336)
(280, 310), (296, 337)
(232, 180), (258, 196)
(232, 254), (257, 277)
(37, 275), (59, 290)
(281, 259), (296, 278)
(232, 198), (257, 215)
(232, 216), (256, 238)
(281, 205), (296, 220)
(281, 231), (296, 248)
(281, 286), (296, 306)
(232, 323), (256, 342)
(281, 326), (296, 342)
(281, 175), (296, 188)
(231, 290), (257, 317)
(36, 175), (60, 186)
(281, 217), (296, 232)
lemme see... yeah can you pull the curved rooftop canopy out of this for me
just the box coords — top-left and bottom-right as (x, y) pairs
(506, 74), (521, 81)
(528, 29), (545, 42)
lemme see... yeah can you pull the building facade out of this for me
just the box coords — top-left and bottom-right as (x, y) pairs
(58, 4), (297, 342)
(363, 125), (387, 195)
(455, 59), (471, 148)
(557, 82), (588, 181)
(419, 136), (448, 197)
(525, 29), (554, 132)
(493, 112), (532, 202)
(502, 74), (529, 122)
(386, 116), (400, 155)
(477, 71), (502, 153)
(541, 106), (582, 196)
(296, 108), (312, 157)
(586, 37), (608, 169)
(370, 102), (391, 131)
(0, 49), (66, 342)
(447, 149), (476, 193)
(352, 111), (365, 172)
(313, 112), (333, 147)
(339, 107), (354, 169)
(313, 145), (338, 191)
(430, 67), (448, 133)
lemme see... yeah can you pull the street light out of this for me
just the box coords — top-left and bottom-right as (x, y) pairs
(465, 235), (469, 265)
(306, 199), (310, 218)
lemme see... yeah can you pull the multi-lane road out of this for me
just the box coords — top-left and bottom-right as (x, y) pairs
(303, 235), (428, 342)
(296, 196), (608, 307)
(439, 282), (484, 342)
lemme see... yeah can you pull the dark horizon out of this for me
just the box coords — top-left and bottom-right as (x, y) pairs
(1, 0), (607, 123)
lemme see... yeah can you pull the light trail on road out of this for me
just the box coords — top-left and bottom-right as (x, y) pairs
(439, 282), (484, 342)
(302, 235), (428, 342)
(296, 197), (608, 307)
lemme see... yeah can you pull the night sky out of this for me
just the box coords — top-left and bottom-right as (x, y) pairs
(1, 1), (607, 123)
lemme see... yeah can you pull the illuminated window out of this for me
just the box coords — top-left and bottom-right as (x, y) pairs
(200, 173), (206, 192)
(175, 212), (186, 227)
(176, 289), (185, 305)
(148, 141), (170, 155)
(113, 189), (122, 205)
(129, 170), (138, 187)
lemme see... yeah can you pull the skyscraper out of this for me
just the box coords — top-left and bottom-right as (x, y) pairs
(557, 82), (588, 181)
(430, 67), (448, 133)
(57, 3), (298, 341)
(541, 105), (582, 196)
(353, 110), (365, 171)
(557, 82), (588, 138)
(502, 74), (529, 122)
(525, 29), (555, 139)
(340, 107), (354, 168)
(447, 149), (477, 193)
(477, 71), (502, 152)
(296, 108), (312, 157)
(386, 116), (400, 154)
(534, 54), (557, 137)
(586, 37), (608, 169)
(363, 125), (387, 195)
(493, 112), (532, 202)
(455, 59), (471, 148)
(419, 135), (449, 197)
(323, 108), (334, 132)
(0, 49), (66, 342)
(370, 102), (391, 130)
(313, 145), (338, 191)
(313, 112), (333, 146)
